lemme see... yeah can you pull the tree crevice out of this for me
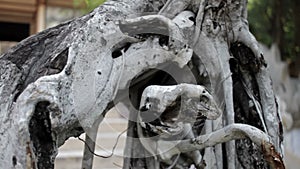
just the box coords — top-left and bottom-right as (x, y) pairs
(29, 101), (56, 169)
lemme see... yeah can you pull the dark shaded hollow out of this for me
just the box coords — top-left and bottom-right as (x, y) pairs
(112, 42), (131, 59)
(29, 101), (56, 169)
(13, 48), (69, 102)
(229, 42), (269, 169)
(123, 60), (208, 168)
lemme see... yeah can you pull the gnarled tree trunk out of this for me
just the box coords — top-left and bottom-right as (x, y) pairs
(0, 0), (285, 169)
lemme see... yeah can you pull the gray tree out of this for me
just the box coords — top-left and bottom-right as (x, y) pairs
(0, 0), (285, 169)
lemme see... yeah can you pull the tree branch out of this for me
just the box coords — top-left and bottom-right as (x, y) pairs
(174, 124), (284, 169)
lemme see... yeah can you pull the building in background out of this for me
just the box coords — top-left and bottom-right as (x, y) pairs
(0, 0), (82, 54)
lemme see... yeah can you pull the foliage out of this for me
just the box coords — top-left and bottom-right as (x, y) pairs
(248, 0), (297, 61)
(84, 0), (106, 12)
(247, 0), (273, 46)
(74, 0), (106, 13)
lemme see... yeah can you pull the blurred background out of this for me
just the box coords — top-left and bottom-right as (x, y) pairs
(0, 0), (299, 168)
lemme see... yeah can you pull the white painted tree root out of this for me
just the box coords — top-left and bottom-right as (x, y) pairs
(0, 0), (285, 168)
(139, 83), (221, 121)
(137, 84), (221, 167)
(177, 123), (270, 152)
(139, 122), (284, 169)
(137, 84), (284, 169)
(176, 123), (284, 169)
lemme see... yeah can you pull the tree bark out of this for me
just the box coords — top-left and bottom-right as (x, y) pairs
(0, 0), (284, 169)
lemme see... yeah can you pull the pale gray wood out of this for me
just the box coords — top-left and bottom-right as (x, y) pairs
(0, 0), (286, 169)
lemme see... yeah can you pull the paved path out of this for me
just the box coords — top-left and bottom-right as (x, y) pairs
(55, 108), (128, 169)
